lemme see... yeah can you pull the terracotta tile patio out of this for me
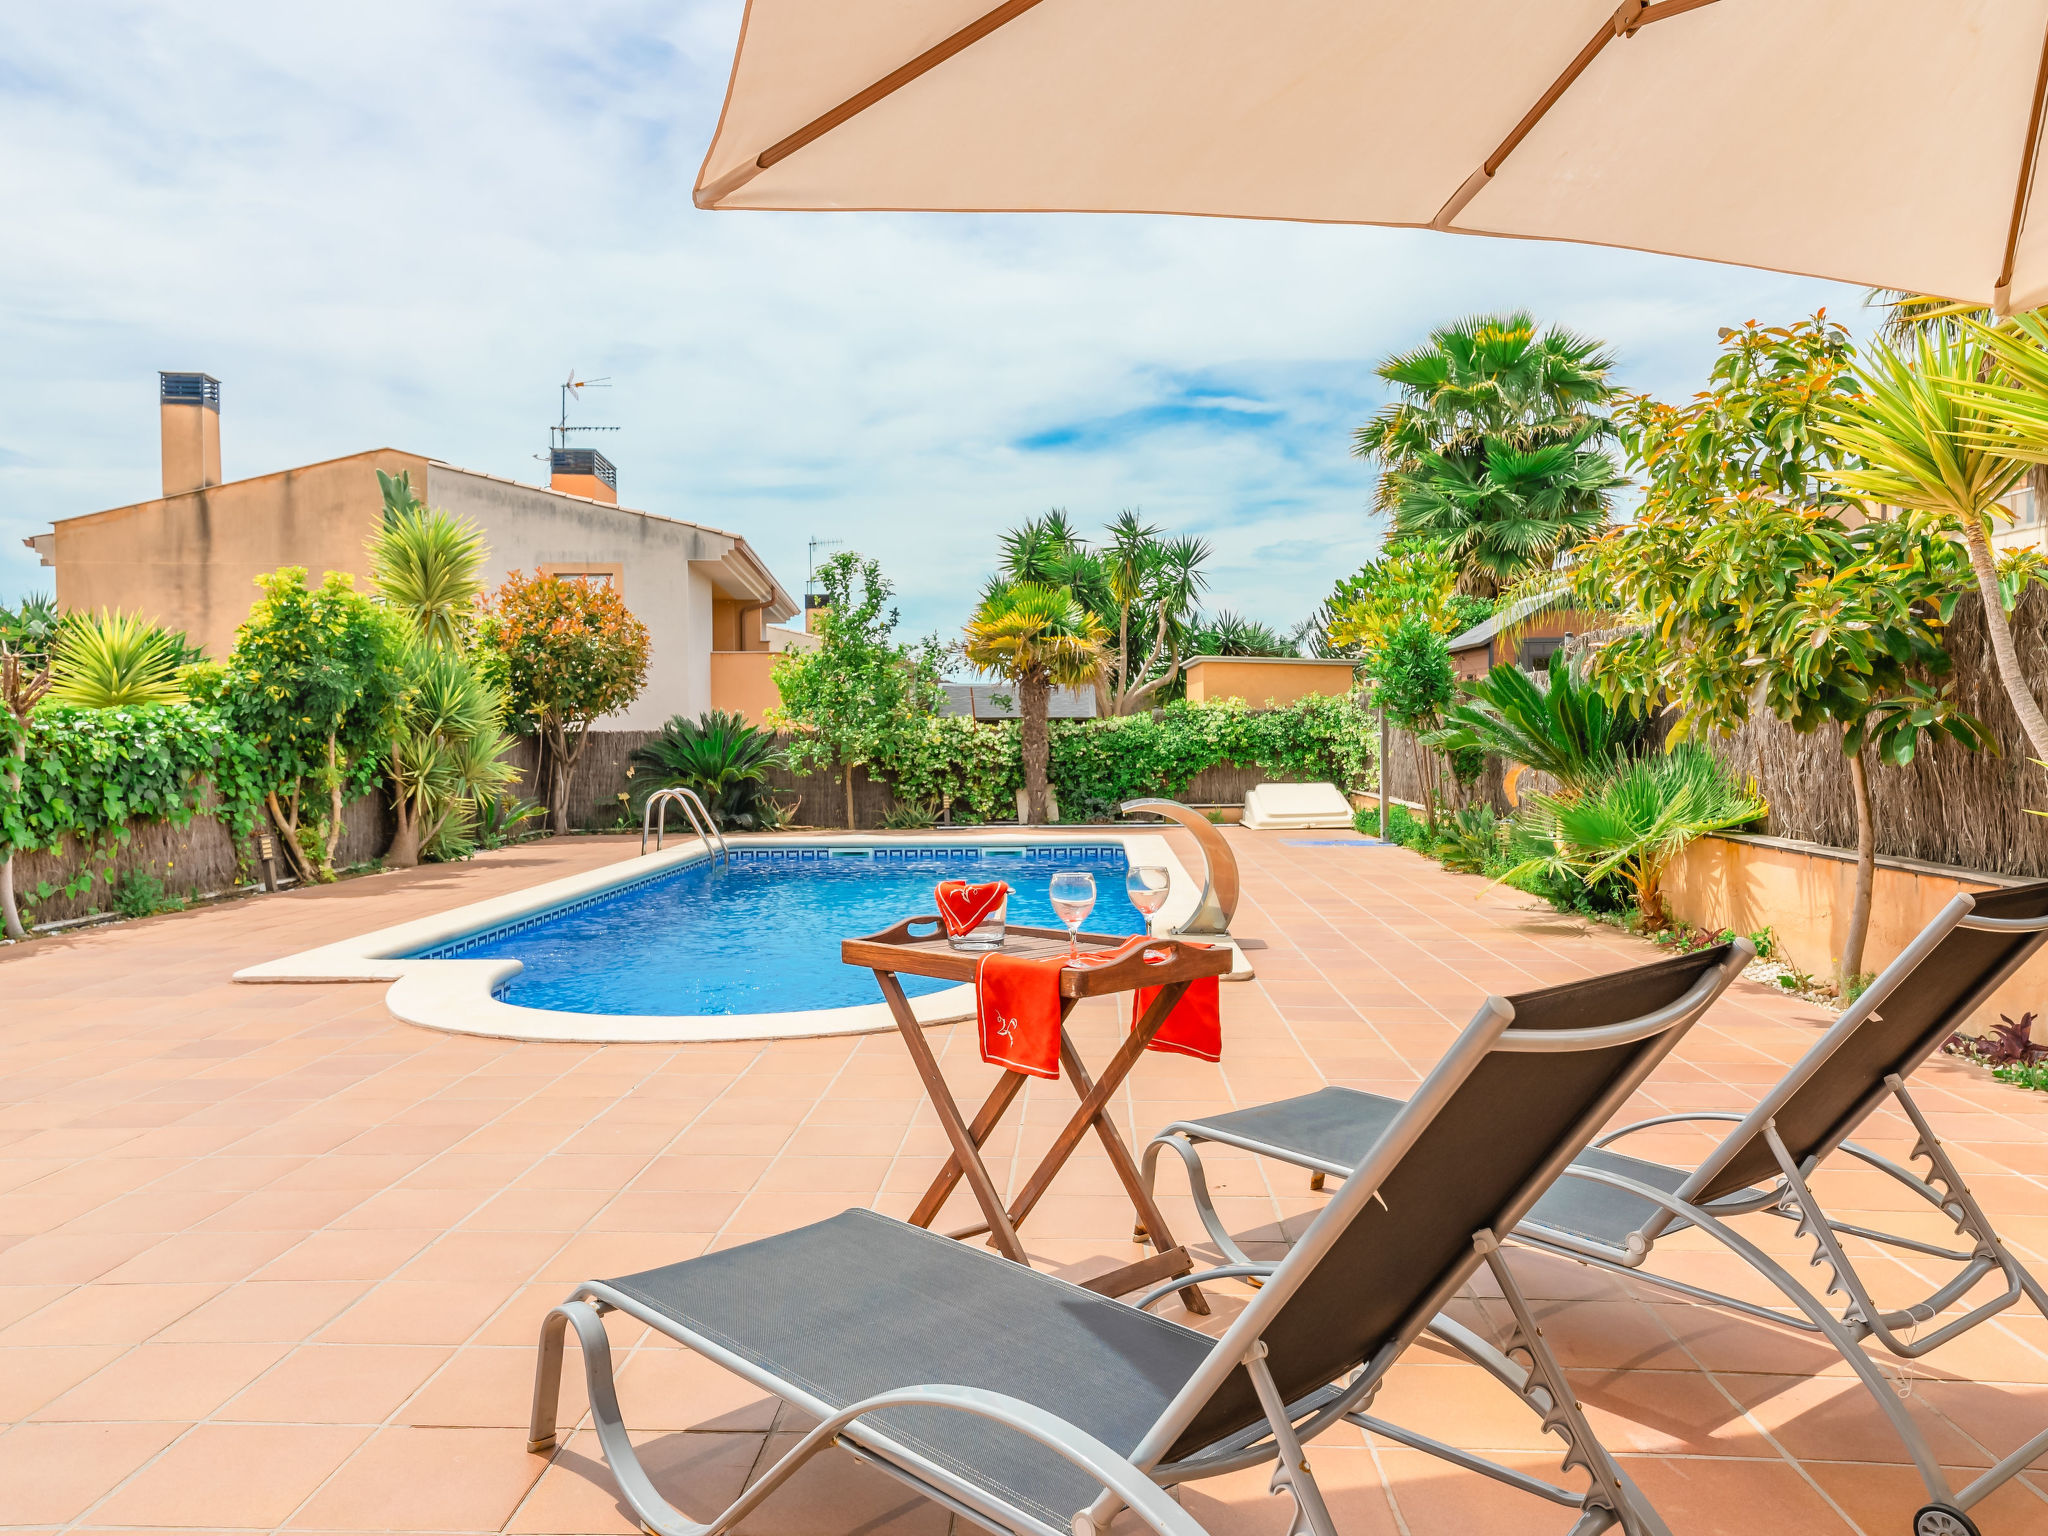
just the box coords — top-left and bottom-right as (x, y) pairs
(4, 830), (2048, 1535)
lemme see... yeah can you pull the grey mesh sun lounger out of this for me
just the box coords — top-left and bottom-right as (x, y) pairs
(528, 942), (1747, 1536)
(1145, 882), (2048, 1536)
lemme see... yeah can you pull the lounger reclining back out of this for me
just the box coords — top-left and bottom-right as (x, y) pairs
(1684, 881), (2048, 1205)
(1161, 943), (1744, 1462)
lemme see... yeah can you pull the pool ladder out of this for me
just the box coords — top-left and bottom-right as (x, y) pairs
(642, 787), (729, 866)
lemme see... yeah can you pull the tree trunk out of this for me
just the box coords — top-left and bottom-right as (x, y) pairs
(1, 744), (24, 940)
(1959, 511), (2048, 759)
(385, 747), (420, 869)
(320, 734), (345, 880)
(545, 721), (582, 835)
(266, 790), (317, 886)
(1842, 738), (1876, 989)
(843, 763), (856, 830)
(0, 849), (23, 941)
(1020, 673), (1051, 824)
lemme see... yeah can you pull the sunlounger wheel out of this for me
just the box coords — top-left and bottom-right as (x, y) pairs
(1914, 1504), (1980, 1536)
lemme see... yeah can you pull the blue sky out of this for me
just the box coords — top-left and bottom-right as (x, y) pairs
(0, 1), (1870, 642)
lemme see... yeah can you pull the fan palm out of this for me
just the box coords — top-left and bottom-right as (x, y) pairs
(1509, 746), (1765, 928)
(1820, 333), (2048, 759)
(1357, 313), (1622, 595)
(369, 471), (489, 649)
(964, 581), (1105, 823)
(45, 610), (187, 708)
(1388, 433), (1622, 597)
(629, 710), (791, 829)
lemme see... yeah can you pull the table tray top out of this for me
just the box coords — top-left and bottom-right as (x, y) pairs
(841, 917), (1231, 995)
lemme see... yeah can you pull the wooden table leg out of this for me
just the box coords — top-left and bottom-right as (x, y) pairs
(872, 970), (1029, 1264)
(908, 995), (1075, 1230)
(1006, 982), (1210, 1314)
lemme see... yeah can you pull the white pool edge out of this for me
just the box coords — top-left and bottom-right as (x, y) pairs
(233, 831), (1243, 1044)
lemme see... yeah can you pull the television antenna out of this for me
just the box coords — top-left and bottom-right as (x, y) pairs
(806, 536), (844, 597)
(551, 372), (621, 451)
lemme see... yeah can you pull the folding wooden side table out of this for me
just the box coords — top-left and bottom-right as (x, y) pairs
(842, 918), (1230, 1313)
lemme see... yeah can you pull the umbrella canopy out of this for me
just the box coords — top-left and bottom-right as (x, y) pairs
(697, 0), (2048, 312)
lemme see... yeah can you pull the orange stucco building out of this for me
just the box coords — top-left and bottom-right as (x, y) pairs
(25, 373), (800, 728)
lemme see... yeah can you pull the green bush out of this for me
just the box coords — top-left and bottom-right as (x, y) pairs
(112, 870), (185, 919)
(1, 704), (263, 918)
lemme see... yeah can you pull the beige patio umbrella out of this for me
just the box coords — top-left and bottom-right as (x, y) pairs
(697, 0), (2048, 312)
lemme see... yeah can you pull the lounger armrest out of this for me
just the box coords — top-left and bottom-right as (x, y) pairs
(820, 1383), (1211, 1536)
(1134, 1264), (1276, 1311)
(1592, 1111), (1744, 1148)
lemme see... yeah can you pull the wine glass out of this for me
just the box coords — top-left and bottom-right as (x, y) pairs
(1126, 865), (1170, 931)
(1048, 871), (1097, 957)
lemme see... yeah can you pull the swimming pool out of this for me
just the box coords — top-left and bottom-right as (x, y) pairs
(236, 832), (1228, 1045)
(406, 845), (1144, 1016)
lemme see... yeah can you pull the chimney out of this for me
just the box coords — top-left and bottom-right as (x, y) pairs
(550, 448), (617, 505)
(159, 372), (221, 497)
(804, 591), (830, 633)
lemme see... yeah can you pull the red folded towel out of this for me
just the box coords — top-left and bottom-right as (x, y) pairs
(1132, 953), (1222, 1062)
(935, 879), (1009, 938)
(976, 936), (1224, 1078)
(975, 946), (1071, 1078)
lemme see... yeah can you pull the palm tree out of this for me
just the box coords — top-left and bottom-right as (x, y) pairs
(963, 581), (1105, 824)
(1387, 434), (1622, 597)
(989, 510), (1209, 715)
(1356, 313), (1622, 596)
(1822, 333), (2048, 760)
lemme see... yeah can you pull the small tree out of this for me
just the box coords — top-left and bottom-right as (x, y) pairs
(215, 569), (408, 883)
(483, 572), (650, 835)
(1364, 614), (1458, 831)
(770, 552), (940, 828)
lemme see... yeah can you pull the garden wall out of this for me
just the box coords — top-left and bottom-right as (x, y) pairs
(15, 793), (393, 925)
(1664, 831), (2044, 1032)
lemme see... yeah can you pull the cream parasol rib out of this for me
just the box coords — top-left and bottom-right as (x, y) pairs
(696, 0), (2048, 313)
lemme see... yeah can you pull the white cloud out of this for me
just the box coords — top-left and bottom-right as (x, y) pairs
(0, 1), (1867, 641)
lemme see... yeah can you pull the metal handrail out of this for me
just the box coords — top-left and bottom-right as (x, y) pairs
(642, 787), (729, 865)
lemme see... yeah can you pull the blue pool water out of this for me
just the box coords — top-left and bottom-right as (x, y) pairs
(408, 845), (1143, 1016)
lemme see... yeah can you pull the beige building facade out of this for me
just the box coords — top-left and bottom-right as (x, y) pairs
(24, 373), (797, 730)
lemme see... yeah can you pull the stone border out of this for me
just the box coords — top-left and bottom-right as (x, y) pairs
(235, 831), (1242, 1044)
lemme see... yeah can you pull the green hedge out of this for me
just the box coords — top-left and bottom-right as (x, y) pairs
(878, 694), (1374, 822)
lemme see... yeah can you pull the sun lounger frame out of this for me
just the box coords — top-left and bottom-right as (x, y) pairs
(529, 943), (1747, 1536)
(1144, 889), (2048, 1534)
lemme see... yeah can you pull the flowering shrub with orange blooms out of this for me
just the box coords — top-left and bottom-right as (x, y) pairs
(482, 572), (650, 831)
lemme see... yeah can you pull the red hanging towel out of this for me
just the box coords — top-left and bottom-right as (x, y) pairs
(975, 947), (1070, 1078)
(935, 879), (1009, 938)
(1130, 942), (1223, 1062)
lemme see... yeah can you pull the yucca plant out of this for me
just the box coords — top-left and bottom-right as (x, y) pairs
(1505, 746), (1765, 928)
(369, 470), (488, 649)
(45, 610), (188, 708)
(389, 645), (520, 862)
(629, 710), (790, 830)
(1427, 649), (1636, 802)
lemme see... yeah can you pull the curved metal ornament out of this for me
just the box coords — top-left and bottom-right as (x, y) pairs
(1119, 798), (1238, 937)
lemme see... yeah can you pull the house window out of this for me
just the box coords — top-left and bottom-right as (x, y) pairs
(539, 562), (624, 596)
(1519, 636), (1565, 672)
